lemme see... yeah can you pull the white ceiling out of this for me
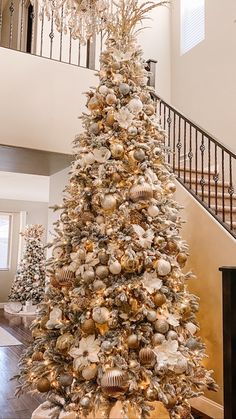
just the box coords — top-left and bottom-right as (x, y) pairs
(0, 171), (49, 202)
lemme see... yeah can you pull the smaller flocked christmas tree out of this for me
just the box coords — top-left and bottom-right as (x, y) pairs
(8, 225), (46, 305)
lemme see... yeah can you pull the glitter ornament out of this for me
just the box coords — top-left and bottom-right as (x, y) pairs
(129, 183), (153, 202)
(81, 319), (95, 334)
(92, 307), (109, 324)
(153, 293), (166, 307)
(155, 319), (169, 334)
(139, 348), (155, 367)
(101, 194), (117, 211)
(82, 269), (95, 282)
(88, 96), (101, 110)
(177, 253), (188, 266)
(96, 215), (105, 225)
(89, 122), (100, 135)
(101, 368), (128, 398)
(174, 358), (188, 374)
(82, 364), (98, 380)
(165, 182), (176, 194)
(167, 331), (178, 340)
(37, 378), (51, 393)
(145, 104), (155, 116)
(146, 310), (157, 322)
(98, 252), (109, 264)
(99, 85), (109, 95)
(56, 333), (74, 352)
(96, 265), (109, 279)
(128, 126), (138, 136)
(106, 112), (115, 126)
(93, 280), (106, 291)
(109, 260), (122, 275)
(152, 333), (165, 345)
(156, 259), (171, 276)
(128, 98), (143, 114)
(59, 373), (73, 387)
(119, 83), (130, 95)
(80, 397), (90, 408)
(127, 334), (139, 349)
(133, 149), (146, 162)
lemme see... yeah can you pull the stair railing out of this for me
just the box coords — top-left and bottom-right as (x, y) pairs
(0, 0), (100, 69)
(151, 91), (236, 239)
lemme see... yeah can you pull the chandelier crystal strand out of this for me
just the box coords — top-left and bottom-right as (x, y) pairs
(39, 0), (112, 44)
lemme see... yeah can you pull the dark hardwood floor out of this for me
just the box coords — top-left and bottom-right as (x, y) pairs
(0, 309), (41, 419)
(0, 309), (212, 419)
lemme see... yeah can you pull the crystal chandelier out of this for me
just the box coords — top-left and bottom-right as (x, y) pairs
(40, 0), (112, 44)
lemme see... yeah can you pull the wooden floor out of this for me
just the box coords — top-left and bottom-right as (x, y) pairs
(0, 309), (41, 419)
(0, 309), (211, 419)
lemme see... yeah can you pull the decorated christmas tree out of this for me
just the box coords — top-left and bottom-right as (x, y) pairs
(8, 224), (46, 306)
(17, 1), (217, 418)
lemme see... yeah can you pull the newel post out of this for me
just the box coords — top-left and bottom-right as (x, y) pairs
(146, 59), (157, 89)
(219, 266), (236, 419)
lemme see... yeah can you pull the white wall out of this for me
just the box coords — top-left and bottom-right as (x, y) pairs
(0, 171), (49, 202)
(0, 47), (97, 153)
(171, 0), (236, 152)
(138, 4), (171, 100)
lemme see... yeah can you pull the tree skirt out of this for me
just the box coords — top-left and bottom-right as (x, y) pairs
(31, 401), (170, 419)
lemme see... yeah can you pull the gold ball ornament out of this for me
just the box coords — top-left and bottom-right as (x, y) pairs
(98, 251), (109, 264)
(96, 265), (109, 279)
(177, 252), (188, 266)
(110, 143), (124, 159)
(56, 333), (74, 352)
(106, 93), (117, 105)
(82, 269), (95, 282)
(112, 172), (122, 183)
(82, 364), (98, 380)
(92, 307), (110, 324)
(155, 319), (169, 334)
(81, 319), (95, 334)
(101, 194), (117, 211)
(129, 183), (153, 202)
(127, 334), (139, 349)
(36, 377), (51, 393)
(146, 310), (157, 322)
(145, 104), (155, 116)
(59, 373), (73, 387)
(96, 215), (105, 225)
(166, 240), (179, 253)
(106, 112), (115, 126)
(32, 351), (44, 362)
(153, 292), (166, 307)
(165, 182), (176, 194)
(101, 368), (128, 398)
(156, 259), (171, 276)
(88, 96), (101, 111)
(139, 348), (156, 367)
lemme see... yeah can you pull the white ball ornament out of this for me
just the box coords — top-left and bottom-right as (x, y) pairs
(146, 310), (157, 322)
(92, 307), (110, 324)
(147, 205), (160, 217)
(128, 126), (138, 136)
(109, 260), (122, 275)
(152, 333), (165, 345)
(89, 123), (100, 135)
(99, 85), (109, 95)
(119, 83), (130, 95)
(156, 259), (171, 276)
(128, 98), (143, 114)
(174, 358), (188, 374)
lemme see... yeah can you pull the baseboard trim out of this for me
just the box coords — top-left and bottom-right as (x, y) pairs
(190, 396), (223, 418)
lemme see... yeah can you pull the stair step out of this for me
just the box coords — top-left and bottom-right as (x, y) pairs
(178, 168), (217, 177)
(181, 177), (231, 189)
(196, 190), (236, 200)
(210, 205), (236, 214)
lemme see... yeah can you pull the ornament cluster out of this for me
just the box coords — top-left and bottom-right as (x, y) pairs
(17, 2), (217, 419)
(8, 225), (46, 305)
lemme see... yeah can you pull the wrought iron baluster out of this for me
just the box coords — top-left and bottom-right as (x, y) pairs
(177, 116), (181, 178)
(78, 41), (81, 66)
(214, 144), (218, 215)
(69, 29), (72, 64)
(30, 3), (35, 54)
(159, 100), (162, 125)
(189, 124), (193, 189)
(208, 137), (211, 208)
(40, 6), (44, 56)
(172, 112), (176, 174)
(183, 120), (187, 183)
(59, 6), (64, 62)
(229, 155), (234, 230)
(167, 107), (171, 164)
(9, 0), (14, 49)
(0, 0), (2, 45)
(222, 149), (225, 222)
(19, 0), (25, 51)
(163, 103), (166, 131)
(49, 8), (54, 59)
(200, 134), (205, 201)
(195, 129), (198, 195)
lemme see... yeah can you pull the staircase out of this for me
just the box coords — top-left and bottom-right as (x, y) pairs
(151, 91), (236, 239)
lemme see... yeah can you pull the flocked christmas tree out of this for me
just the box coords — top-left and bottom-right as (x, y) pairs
(9, 225), (46, 305)
(17, 2), (217, 418)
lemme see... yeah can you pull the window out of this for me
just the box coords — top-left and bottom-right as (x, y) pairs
(0, 214), (12, 270)
(181, 0), (205, 55)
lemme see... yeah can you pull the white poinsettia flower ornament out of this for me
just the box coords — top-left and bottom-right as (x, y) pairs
(112, 49), (132, 62)
(114, 107), (134, 129)
(132, 224), (154, 249)
(154, 339), (185, 366)
(142, 271), (163, 294)
(69, 335), (100, 370)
